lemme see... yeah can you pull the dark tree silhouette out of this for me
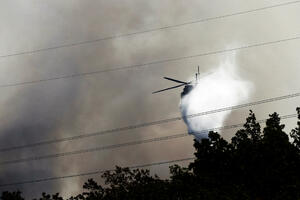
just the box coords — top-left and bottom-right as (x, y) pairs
(1, 191), (24, 200)
(291, 107), (300, 149)
(35, 193), (63, 200)
(2, 108), (300, 200)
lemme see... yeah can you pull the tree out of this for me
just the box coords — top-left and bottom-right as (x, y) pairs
(0, 191), (24, 200)
(2, 109), (300, 200)
(231, 110), (261, 147)
(70, 179), (104, 200)
(36, 193), (63, 200)
(291, 107), (300, 149)
(71, 167), (169, 200)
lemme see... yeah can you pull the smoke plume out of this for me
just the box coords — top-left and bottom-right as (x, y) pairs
(180, 55), (253, 140)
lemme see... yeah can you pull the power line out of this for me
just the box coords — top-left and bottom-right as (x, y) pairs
(0, 113), (296, 166)
(1, 36), (300, 88)
(0, 92), (299, 153)
(0, 114), (296, 187)
(0, 157), (195, 187)
(0, 0), (299, 59)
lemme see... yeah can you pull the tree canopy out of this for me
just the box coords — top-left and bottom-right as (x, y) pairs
(2, 108), (300, 200)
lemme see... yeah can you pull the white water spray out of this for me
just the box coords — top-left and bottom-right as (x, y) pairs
(180, 56), (253, 140)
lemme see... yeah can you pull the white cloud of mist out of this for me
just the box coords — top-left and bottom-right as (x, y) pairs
(180, 55), (254, 139)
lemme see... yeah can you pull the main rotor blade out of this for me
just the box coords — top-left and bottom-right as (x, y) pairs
(164, 77), (188, 84)
(152, 83), (186, 94)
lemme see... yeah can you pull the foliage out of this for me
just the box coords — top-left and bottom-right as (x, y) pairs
(2, 108), (300, 200)
(1, 191), (24, 200)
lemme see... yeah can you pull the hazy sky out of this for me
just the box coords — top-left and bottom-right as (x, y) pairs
(0, 0), (299, 198)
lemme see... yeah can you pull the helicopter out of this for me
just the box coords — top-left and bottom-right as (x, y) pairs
(153, 66), (202, 97)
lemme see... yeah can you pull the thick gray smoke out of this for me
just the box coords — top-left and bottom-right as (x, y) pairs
(1, 0), (300, 198)
(180, 55), (253, 139)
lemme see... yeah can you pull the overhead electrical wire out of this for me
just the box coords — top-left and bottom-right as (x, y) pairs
(0, 113), (296, 166)
(0, 92), (299, 153)
(1, 36), (300, 88)
(0, 0), (299, 59)
(0, 114), (297, 187)
(0, 157), (195, 187)
(0, 0), (299, 189)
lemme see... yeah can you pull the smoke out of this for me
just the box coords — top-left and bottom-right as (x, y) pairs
(1, 0), (300, 198)
(180, 55), (253, 140)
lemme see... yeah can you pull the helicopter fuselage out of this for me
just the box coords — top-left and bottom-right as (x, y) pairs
(181, 84), (194, 98)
